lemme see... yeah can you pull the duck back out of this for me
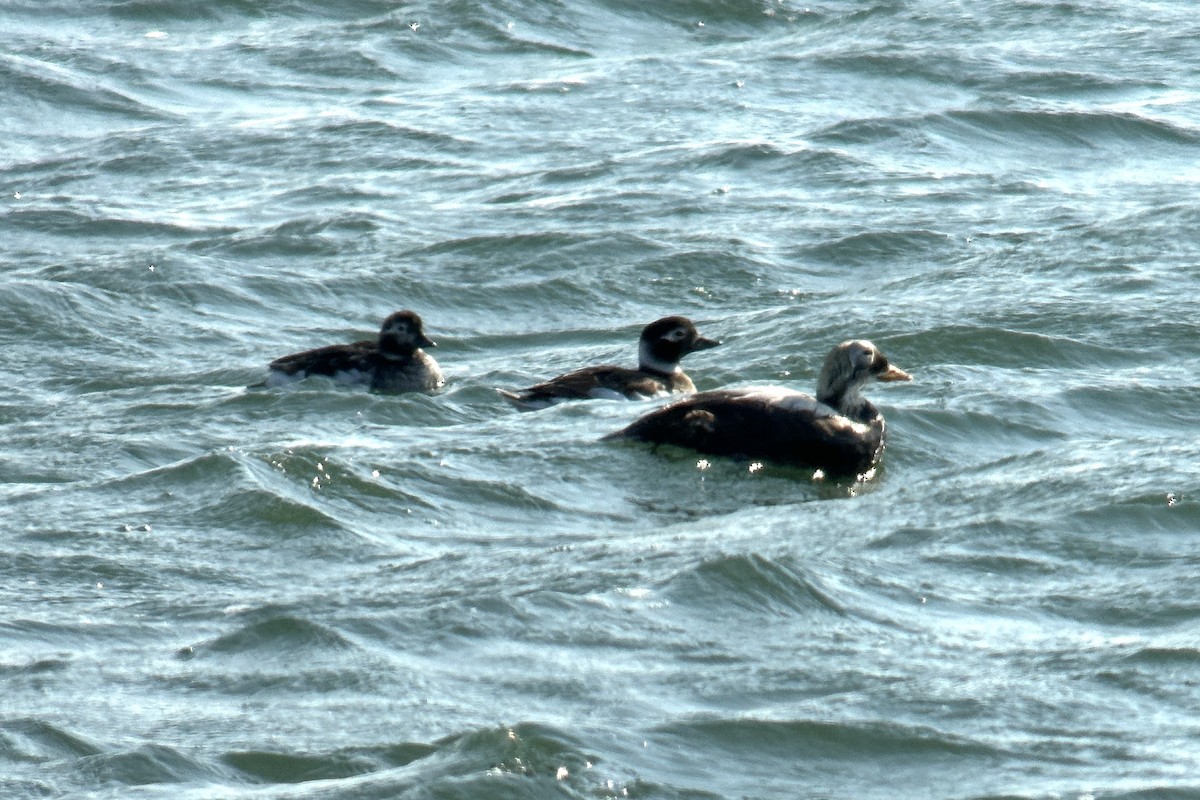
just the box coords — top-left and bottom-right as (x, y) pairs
(609, 387), (885, 476)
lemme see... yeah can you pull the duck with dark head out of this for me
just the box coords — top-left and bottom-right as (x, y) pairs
(266, 310), (444, 394)
(498, 315), (721, 411)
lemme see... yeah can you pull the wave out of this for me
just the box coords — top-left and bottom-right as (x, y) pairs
(0, 718), (103, 763)
(655, 714), (1002, 759)
(945, 107), (1200, 148)
(891, 324), (1137, 371)
(184, 224), (350, 258)
(1, 207), (222, 241)
(221, 741), (436, 785)
(184, 612), (356, 659)
(93, 450), (354, 537)
(0, 278), (134, 341)
(109, 0), (398, 22)
(218, 722), (601, 797)
(594, 0), (811, 31)
(798, 229), (955, 266)
(76, 742), (227, 787)
(972, 789), (1200, 800)
(0, 716), (611, 797)
(656, 139), (869, 189)
(812, 107), (1200, 153)
(666, 553), (852, 617)
(1068, 493), (1200, 542)
(0, 53), (176, 124)
(1060, 383), (1200, 433)
(1121, 644), (1200, 668)
(806, 48), (979, 89)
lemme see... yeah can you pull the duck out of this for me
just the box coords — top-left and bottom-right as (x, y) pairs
(266, 310), (444, 393)
(604, 339), (910, 476)
(498, 316), (721, 411)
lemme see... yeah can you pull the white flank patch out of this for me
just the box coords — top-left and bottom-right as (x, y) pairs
(264, 370), (302, 387)
(822, 414), (873, 437)
(727, 386), (826, 414)
(722, 386), (873, 435)
(496, 389), (559, 411)
(588, 387), (631, 401)
(332, 369), (370, 386)
(621, 387), (671, 401)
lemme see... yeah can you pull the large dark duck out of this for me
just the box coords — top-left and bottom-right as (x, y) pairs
(498, 316), (720, 411)
(604, 339), (911, 476)
(266, 310), (444, 394)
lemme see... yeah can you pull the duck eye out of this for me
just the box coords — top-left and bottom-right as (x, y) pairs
(665, 328), (688, 342)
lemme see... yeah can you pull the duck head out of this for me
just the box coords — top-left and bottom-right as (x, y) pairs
(378, 310), (436, 360)
(638, 315), (721, 375)
(815, 339), (911, 420)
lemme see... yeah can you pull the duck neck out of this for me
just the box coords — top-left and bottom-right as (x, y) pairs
(819, 384), (879, 424)
(379, 336), (416, 363)
(638, 341), (679, 378)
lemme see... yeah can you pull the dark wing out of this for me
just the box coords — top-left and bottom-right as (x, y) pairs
(611, 389), (881, 475)
(269, 339), (377, 376)
(521, 366), (664, 401)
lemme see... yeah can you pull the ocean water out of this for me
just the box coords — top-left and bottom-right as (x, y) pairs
(3, 1), (1200, 798)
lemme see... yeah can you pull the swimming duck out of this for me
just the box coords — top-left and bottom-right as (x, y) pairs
(266, 310), (444, 393)
(498, 316), (721, 411)
(604, 339), (910, 476)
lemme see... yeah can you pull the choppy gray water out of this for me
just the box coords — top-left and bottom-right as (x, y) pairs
(3, 1), (1200, 798)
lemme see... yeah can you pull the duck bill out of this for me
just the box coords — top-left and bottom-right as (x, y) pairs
(690, 336), (721, 352)
(419, 335), (437, 348)
(877, 364), (912, 382)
